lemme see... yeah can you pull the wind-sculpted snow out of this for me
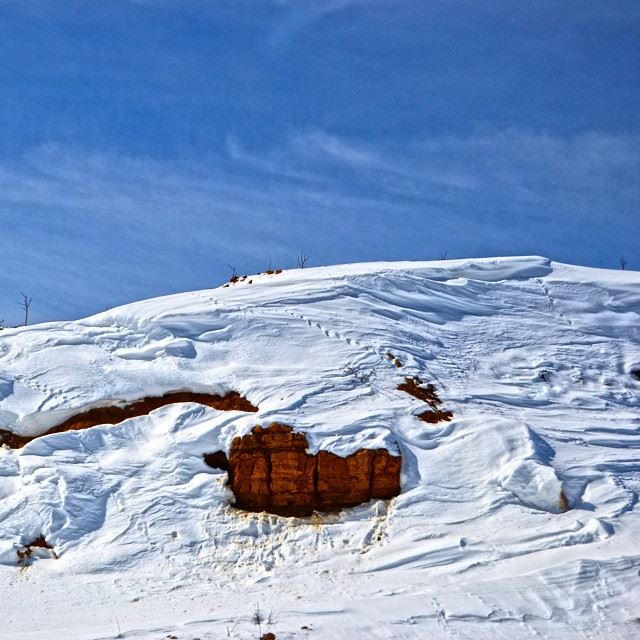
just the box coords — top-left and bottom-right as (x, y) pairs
(0, 390), (257, 448)
(0, 256), (639, 639)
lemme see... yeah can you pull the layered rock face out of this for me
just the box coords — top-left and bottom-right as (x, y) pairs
(227, 423), (401, 517)
(0, 390), (257, 449)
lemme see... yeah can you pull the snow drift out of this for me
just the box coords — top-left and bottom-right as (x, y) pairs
(0, 256), (639, 639)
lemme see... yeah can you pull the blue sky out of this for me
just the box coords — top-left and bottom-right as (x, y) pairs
(1, 1), (638, 324)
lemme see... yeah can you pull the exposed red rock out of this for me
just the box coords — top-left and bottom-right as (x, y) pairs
(16, 535), (58, 563)
(398, 376), (453, 423)
(227, 423), (401, 517)
(316, 449), (373, 510)
(416, 409), (452, 423)
(23, 535), (53, 550)
(398, 376), (440, 405)
(0, 390), (257, 449)
(386, 352), (403, 368)
(371, 449), (403, 498)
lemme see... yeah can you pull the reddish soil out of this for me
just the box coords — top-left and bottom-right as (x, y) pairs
(227, 423), (401, 517)
(0, 391), (257, 449)
(398, 376), (453, 423)
(224, 271), (278, 287)
(25, 535), (53, 550)
(17, 535), (57, 563)
(386, 352), (403, 368)
(416, 409), (453, 424)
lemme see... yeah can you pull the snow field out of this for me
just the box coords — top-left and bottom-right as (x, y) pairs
(0, 256), (638, 638)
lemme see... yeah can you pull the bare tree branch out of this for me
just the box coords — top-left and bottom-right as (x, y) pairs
(296, 251), (310, 269)
(17, 293), (32, 326)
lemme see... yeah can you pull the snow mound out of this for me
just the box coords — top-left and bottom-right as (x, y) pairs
(0, 256), (638, 639)
(489, 423), (568, 513)
(500, 458), (566, 513)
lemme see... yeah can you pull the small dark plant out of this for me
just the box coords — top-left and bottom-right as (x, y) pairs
(251, 604), (276, 639)
(344, 364), (374, 384)
(252, 604), (264, 638)
(225, 620), (240, 637)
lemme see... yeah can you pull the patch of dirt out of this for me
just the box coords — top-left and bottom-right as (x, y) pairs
(398, 376), (453, 423)
(17, 535), (58, 564)
(0, 390), (258, 449)
(538, 369), (552, 383)
(416, 409), (453, 424)
(386, 352), (403, 368)
(559, 490), (570, 512)
(228, 423), (401, 517)
(224, 270), (281, 287)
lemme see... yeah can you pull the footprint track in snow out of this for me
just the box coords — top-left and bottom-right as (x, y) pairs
(430, 596), (465, 639)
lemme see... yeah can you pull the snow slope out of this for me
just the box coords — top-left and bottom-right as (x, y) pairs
(0, 256), (639, 639)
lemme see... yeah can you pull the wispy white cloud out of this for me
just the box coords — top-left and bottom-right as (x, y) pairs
(227, 127), (640, 208)
(267, 0), (370, 47)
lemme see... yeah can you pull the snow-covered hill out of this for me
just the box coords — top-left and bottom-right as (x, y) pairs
(1, 256), (639, 639)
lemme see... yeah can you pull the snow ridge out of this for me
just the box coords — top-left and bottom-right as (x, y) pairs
(0, 256), (639, 639)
